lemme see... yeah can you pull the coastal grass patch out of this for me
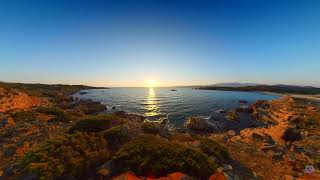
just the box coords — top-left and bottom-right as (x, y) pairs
(112, 135), (218, 179)
(69, 114), (122, 133)
(37, 106), (70, 122)
(20, 132), (110, 179)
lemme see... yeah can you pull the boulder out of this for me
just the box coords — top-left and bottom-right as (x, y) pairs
(225, 110), (239, 121)
(209, 172), (228, 180)
(239, 100), (248, 104)
(111, 171), (190, 180)
(0, 116), (16, 128)
(185, 117), (215, 132)
(217, 109), (226, 113)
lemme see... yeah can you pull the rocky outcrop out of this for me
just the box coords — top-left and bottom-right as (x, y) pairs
(111, 171), (191, 180)
(0, 88), (48, 112)
(185, 117), (216, 132)
(0, 115), (15, 128)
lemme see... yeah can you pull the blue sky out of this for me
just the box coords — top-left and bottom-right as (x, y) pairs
(0, 0), (319, 87)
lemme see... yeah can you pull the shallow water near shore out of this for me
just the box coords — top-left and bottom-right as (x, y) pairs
(74, 87), (280, 126)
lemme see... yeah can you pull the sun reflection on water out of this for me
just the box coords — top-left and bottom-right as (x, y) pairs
(144, 87), (160, 117)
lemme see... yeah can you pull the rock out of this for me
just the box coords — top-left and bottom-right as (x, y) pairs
(282, 175), (295, 180)
(167, 172), (191, 180)
(307, 106), (316, 111)
(4, 147), (15, 157)
(225, 110), (239, 121)
(252, 172), (257, 178)
(15, 141), (30, 154)
(252, 133), (265, 141)
(236, 106), (253, 113)
(217, 109), (226, 113)
(227, 130), (236, 136)
(223, 164), (233, 171)
(112, 171), (190, 180)
(114, 110), (128, 117)
(19, 172), (39, 180)
(209, 172), (228, 180)
(234, 174), (240, 180)
(111, 106), (116, 110)
(0, 116), (16, 128)
(239, 100), (248, 104)
(185, 117), (215, 132)
(97, 168), (110, 178)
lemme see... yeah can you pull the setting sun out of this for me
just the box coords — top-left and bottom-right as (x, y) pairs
(147, 80), (157, 87)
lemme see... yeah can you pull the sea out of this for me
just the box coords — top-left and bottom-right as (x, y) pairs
(74, 87), (279, 126)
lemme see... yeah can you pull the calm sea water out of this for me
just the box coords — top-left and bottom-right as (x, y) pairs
(74, 88), (279, 126)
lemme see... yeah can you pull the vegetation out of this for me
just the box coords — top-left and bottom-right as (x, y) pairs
(225, 110), (239, 121)
(37, 107), (70, 122)
(0, 82), (96, 97)
(77, 100), (107, 114)
(197, 85), (320, 95)
(20, 132), (110, 179)
(112, 135), (218, 179)
(100, 125), (130, 151)
(195, 136), (229, 161)
(69, 114), (122, 133)
(282, 128), (302, 146)
(142, 121), (162, 134)
(11, 110), (37, 122)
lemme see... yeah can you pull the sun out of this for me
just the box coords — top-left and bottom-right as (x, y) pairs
(146, 79), (157, 87)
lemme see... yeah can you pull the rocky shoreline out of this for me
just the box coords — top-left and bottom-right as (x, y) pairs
(0, 83), (319, 180)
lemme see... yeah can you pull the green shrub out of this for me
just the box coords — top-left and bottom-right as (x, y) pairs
(142, 121), (161, 134)
(78, 100), (107, 114)
(20, 132), (110, 179)
(282, 128), (302, 143)
(100, 125), (130, 151)
(195, 136), (229, 161)
(69, 114), (122, 133)
(112, 135), (218, 179)
(37, 107), (70, 122)
(11, 110), (37, 122)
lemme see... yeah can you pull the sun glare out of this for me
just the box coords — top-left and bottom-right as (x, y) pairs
(147, 80), (157, 87)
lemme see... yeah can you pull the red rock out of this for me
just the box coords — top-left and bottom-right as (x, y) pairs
(209, 172), (228, 180)
(15, 141), (30, 154)
(112, 171), (140, 180)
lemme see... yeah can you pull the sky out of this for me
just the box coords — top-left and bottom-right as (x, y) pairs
(0, 0), (320, 87)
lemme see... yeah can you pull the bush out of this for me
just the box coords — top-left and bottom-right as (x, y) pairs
(112, 135), (218, 179)
(282, 128), (302, 143)
(69, 114), (122, 133)
(37, 107), (70, 122)
(142, 121), (161, 134)
(100, 125), (130, 151)
(20, 132), (110, 179)
(195, 136), (229, 161)
(78, 100), (106, 114)
(11, 110), (37, 122)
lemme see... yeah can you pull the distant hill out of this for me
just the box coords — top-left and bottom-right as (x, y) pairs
(209, 82), (262, 87)
(196, 84), (320, 95)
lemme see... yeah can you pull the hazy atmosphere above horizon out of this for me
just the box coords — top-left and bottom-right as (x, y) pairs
(1, 0), (319, 87)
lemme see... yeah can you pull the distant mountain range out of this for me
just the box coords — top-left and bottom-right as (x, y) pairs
(209, 82), (262, 87)
(196, 83), (320, 95)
